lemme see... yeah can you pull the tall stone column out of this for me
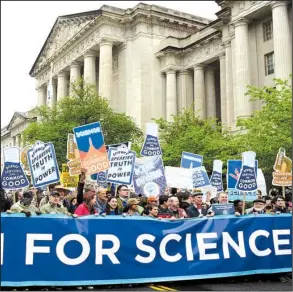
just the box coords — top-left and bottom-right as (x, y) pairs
(99, 40), (113, 100)
(15, 134), (21, 148)
(205, 66), (216, 119)
(234, 18), (252, 119)
(51, 79), (57, 106)
(219, 53), (227, 126)
(224, 41), (234, 128)
(84, 50), (96, 85)
(161, 72), (166, 119)
(178, 70), (189, 111)
(37, 87), (47, 106)
(166, 69), (177, 122)
(70, 62), (81, 95)
(193, 65), (206, 119)
(57, 71), (68, 100)
(271, 1), (292, 81)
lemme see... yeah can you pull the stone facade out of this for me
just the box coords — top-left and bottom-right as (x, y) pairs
(30, 1), (292, 129)
(1, 110), (37, 170)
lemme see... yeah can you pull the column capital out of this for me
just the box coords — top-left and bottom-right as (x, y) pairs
(84, 49), (97, 58)
(178, 69), (190, 75)
(57, 71), (68, 78)
(219, 52), (226, 60)
(193, 64), (205, 70)
(271, 1), (289, 10)
(100, 39), (113, 47)
(70, 61), (81, 69)
(165, 68), (176, 74)
(234, 17), (249, 28)
(223, 40), (231, 48)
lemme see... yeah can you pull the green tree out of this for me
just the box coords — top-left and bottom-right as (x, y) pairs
(236, 78), (292, 184)
(23, 79), (143, 166)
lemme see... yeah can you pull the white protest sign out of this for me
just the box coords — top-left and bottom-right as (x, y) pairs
(165, 166), (193, 189)
(27, 141), (60, 188)
(146, 122), (159, 137)
(106, 145), (136, 185)
(257, 168), (267, 196)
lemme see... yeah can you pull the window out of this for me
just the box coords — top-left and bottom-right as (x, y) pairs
(263, 20), (273, 41)
(265, 52), (274, 75)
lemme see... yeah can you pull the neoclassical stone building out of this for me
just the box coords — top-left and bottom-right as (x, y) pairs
(30, 1), (292, 130)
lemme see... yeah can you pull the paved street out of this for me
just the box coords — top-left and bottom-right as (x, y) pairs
(3, 274), (292, 291)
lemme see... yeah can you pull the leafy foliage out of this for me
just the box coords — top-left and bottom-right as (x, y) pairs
(23, 79), (143, 166)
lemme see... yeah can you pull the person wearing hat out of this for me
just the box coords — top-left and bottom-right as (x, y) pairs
(8, 191), (41, 217)
(186, 192), (209, 218)
(122, 198), (141, 216)
(246, 199), (266, 215)
(74, 188), (98, 216)
(53, 185), (71, 212)
(147, 196), (159, 205)
(40, 191), (71, 215)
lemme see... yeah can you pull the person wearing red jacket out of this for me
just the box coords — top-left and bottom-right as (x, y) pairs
(74, 189), (97, 216)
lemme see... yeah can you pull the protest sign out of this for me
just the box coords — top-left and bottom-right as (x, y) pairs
(73, 122), (110, 175)
(27, 141), (60, 188)
(211, 203), (235, 215)
(133, 156), (166, 197)
(20, 145), (32, 176)
(180, 151), (203, 169)
(97, 171), (108, 188)
(106, 145), (136, 185)
(60, 164), (79, 188)
(66, 134), (79, 161)
(235, 151), (257, 192)
(67, 159), (82, 176)
(165, 166), (193, 189)
(272, 148), (292, 187)
(192, 166), (212, 189)
(1, 147), (29, 190)
(106, 142), (131, 151)
(140, 123), (162, 157)
(227, 159), (258, 201)
(1, 214), (291, 287)
(210, 160), (223, 192)
(257, 169), (267, 196)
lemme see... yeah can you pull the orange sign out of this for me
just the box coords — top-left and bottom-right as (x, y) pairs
(272, 148), (292, 187)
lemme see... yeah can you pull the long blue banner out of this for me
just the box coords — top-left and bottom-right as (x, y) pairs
(1, 214), (292, 287)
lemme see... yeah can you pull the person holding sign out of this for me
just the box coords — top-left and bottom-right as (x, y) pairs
(74, 189), (98, 216)
(40, 191), (71, 215)
(186, 192), (209, 218)
(8, 191), (41, 217)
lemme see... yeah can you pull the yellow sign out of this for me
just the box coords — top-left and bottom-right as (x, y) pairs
(60, 164), (79, 188)
(20, 145), (32, 176)
(67, 159), (82, 176)
(272, 148), (292, 187)
(66, 134), (80, 161)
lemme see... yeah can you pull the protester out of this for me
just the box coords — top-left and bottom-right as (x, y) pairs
(233, 200), (243, 216)
(40, 191), (71, 215)
(272, 196), (290, 214)
(158, 195), (172, 218)
(104, 197), (121, 215)
(138, 196), (148, 213)
(186, 192), (208, 218)
(74, 189), (98, 216)
(39, 184), (56, 208)
(94, 187), (108, 214)
(147, 204), (159, 218)
(8, 191), (41, 217)
(130, 194), (144, 214)
(69, 197), (78, 214)
(123, 198), (141, 216)
(246, 199), (266, 215)
(257, 189), (262, 199)
(218, 192), (228, 204)
(53, 185), (71, 211)
(147, 195), (159, 206)
(116, 184), (130, 213)
(168, 196), (188, 219)
(14, 190), (23, 203)
(179, 191), (192, 210)
(0, 188), (11, 212)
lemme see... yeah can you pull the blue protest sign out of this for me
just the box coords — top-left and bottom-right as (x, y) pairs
(210, 160), (223, 192)
(140, 135), (162, 157)
(227, 160), (258, 201)
(180, 152), (203, 168)
(1, 214), (291, 287)
(192, 166), (211, 188)
(106, 146), (136, 185)
(133, 156), (166, 197)
(97, 171), (108, 188)
(235, 152), (258, 192)
(211, 204), (235, 215)
(1, 147), (29, 190)
(73, 122), (110, 174)
(27, 141), (60, 188)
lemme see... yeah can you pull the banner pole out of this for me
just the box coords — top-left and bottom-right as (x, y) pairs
(242, 192), (246, 215)
(282, 186), (285, 198)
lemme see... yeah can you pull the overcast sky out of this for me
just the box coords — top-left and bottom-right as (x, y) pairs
(1, 1), (220, 126)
